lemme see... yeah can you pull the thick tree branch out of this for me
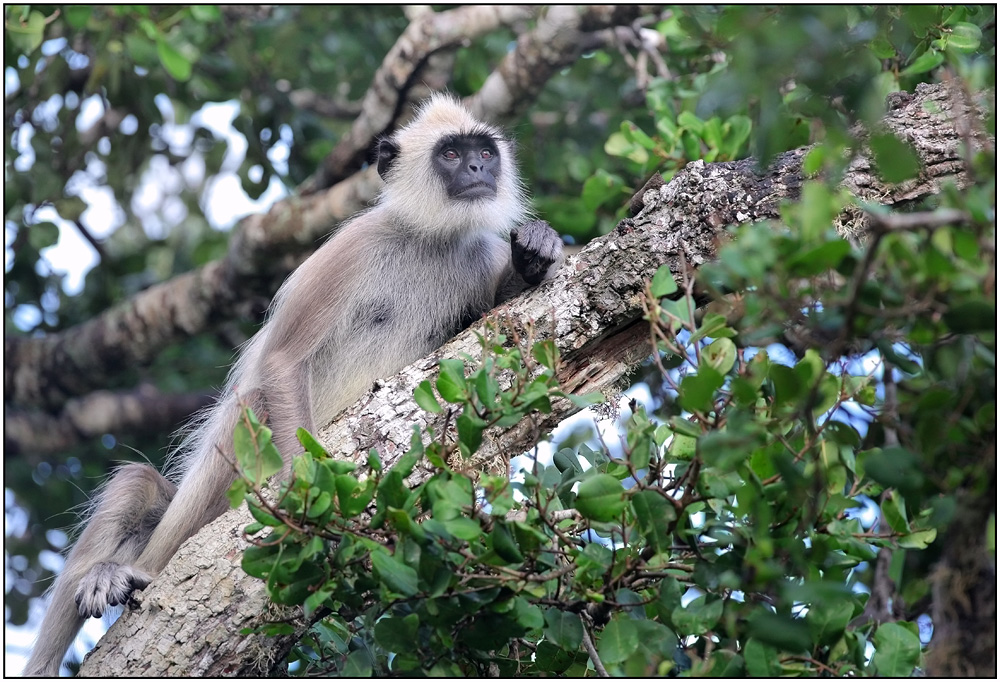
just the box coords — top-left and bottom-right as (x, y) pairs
(80, 82), (990, 677)
(4, 386), (213, 462)
(5, 169), (381, 412)
(298, 5), (539, 196)
(466, 5), (656, 123)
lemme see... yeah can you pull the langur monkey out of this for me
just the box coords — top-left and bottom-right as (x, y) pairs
(25, 94), (563, 676)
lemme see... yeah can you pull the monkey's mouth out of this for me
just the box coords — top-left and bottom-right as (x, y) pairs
(455, 182), (496, 200)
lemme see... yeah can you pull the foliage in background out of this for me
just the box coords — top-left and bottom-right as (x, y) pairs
(235, 158), (995, 674)
(229, 4), (994, 675)
(4, 3), (996, 673)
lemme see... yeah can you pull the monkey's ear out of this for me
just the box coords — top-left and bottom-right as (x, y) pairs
(376, 139), (400, 180)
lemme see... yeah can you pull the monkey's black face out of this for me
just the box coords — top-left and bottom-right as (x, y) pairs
(433, 134), (501, 201)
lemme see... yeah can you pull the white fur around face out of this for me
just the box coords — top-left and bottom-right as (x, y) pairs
(378, 94), (531, 239)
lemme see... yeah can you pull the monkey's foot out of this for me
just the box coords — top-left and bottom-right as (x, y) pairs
(75, 562), (153, 618)
(511, 220), (563, 285)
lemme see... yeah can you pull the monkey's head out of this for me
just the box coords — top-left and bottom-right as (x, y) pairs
(375, 94), (530, 238)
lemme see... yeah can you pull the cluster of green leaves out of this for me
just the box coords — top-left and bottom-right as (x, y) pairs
(230, 331), (637, 676)
(685, 158), (992, 673)
(581, 5), (995, 223)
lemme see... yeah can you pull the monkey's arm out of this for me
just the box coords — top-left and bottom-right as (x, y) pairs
(496, 219), (564, 303)
(253, 232), (369, 454)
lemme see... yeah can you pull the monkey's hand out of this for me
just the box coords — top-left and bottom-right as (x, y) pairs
(75, 562), (153, 618)
(511, 220), (563, 285)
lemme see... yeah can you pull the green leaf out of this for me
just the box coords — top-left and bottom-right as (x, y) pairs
(681, 130), (701, 161)
(798, 181), (840, 238)
(442, 517), (482, 542)
(569, 392), (605, 409)
(898, 528), (937, 549)
(342, 650), (372, 677)
(575, 474), (626, 522)
(436, 358), (467, 403)
(746, 610), (811, 652)
(872, 622), (921, 676)
(671, 595), (723, 636)
(535, 640), (578, 672)
(623, 121), (656, 150)
(336, 474), (373, 517)
(947, 22), (982, 52)
(543, 608), (583, 651)
(303, 585), (334, 619)
(670, 432), (697, 460)
(248, 502), (281, 527)
(371, 550), (419, 597)
(189, 5), (221, 22)
(677, 110), (704, 134)
(881, 491), (910, 533)
(490, 522), (525, 563)
(678, 366), (724, 413)
(604, 131), (633, 157)
(53, 196), (88, 221)
(864, 447), (925, 497)
(582, 169), (627, 211)
(786, 239), (851, 276)
(6, 9), (46, 54)
(413, 380), (442, 413)
(374, 613), (419, 654)
(900, 48), (944, 76)
(634, 619), (678, 662)
(724, 115), (752, 159)
(744, 639), (782, 676)
(226, 478), (248, 509)
(806, 600), (854, 646)
(241, 542), (280, 579)
(456, 412), (485, 458)
(474, 370), (499, 407)
(651, 264), (678, 297)
(233, 409), (283, 485)
(702, 338), (737, 374)
(598, 618), (640, 664)
(156, 36), (192, 81)
(699, 428), (758, 472)
(870, 132), (921, 183)
(63, 6), (93, 29)
(769, 364), (802, 406)
(869, 34), (897, 59)
(531, 339), (559, 370)
(632, 489), (675, 552)
(296, 428), (328, 460)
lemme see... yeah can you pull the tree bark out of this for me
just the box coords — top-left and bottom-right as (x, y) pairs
(79, 81), (991, 676)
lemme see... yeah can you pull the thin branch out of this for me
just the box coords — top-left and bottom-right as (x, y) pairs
(866, 207), (971, 233)
(581, 623), (610, 677)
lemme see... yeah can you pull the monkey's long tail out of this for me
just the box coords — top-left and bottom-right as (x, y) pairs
(23, 564), (88, 676)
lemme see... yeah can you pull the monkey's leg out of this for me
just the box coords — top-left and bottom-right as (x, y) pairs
(24, 463), (176, 677)
(130, 445), (237, 581)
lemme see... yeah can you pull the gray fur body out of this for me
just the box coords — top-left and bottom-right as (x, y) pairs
(25, 95), (562, 676)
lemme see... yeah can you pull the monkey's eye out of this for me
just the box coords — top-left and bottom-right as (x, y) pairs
(442, 148), (459, 160)
(480, 149), (494, 160)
